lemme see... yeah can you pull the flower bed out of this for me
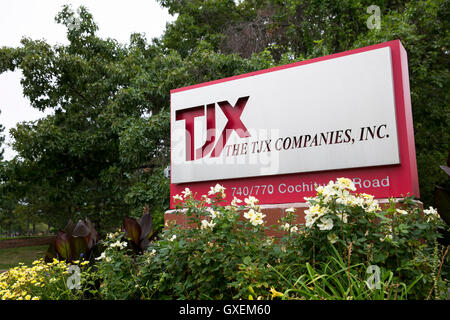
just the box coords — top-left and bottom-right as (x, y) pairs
(1, 178), (449, 300)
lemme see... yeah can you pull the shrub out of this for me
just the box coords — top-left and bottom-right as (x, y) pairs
(95, 179), (449, 300)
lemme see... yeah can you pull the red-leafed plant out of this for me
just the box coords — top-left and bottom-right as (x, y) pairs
(123, 213), (155, 253)
(45, 218), (99, 262)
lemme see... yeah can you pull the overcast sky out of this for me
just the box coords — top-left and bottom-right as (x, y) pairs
(0, 0), (175, 160)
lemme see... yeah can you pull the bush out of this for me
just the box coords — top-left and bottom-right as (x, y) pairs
(4, 178), (448, 300)
(94, 179), (449, 300)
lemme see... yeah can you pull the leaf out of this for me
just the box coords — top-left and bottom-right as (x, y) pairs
(440, 166), (450, 178)
(72, 220), (90, 237)
(139, 237), (150, 251)
(63, 220), (75, 237)
(138, 213), (153, 241)
(70, 236), (88, 260)
(44, 242), (57, 263)
(84, 218), (98, 249)
(434, 185), (450, 226)
(123, 216), (142, 245)
(55, 232), (71, 260)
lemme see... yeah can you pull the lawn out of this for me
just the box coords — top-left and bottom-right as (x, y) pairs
(0, 245), (48, 270)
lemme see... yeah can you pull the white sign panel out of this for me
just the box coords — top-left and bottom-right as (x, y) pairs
(171, 46), (399, 184)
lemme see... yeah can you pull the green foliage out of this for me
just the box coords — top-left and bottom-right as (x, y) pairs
(93, 230), (141, 300)
(94, 180), (449, 300)
(157, 0), (449, 207)
(276, 179), (449, 299)
(2, 1), (446, 232)
(266, 245), (423, 300)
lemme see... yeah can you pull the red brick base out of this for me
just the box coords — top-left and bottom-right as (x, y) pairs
(164, 199), (423, 237)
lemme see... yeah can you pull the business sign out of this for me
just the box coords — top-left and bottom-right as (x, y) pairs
(170, 40), (419, 207)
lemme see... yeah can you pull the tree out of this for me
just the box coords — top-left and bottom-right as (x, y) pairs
(0, 110), (4, 160)
(158, 0), (449, 206)
(0, 1), (447, 233)
(0, 5), (275, 233)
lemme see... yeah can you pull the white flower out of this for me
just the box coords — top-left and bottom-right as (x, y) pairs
(206, 207), (221, 219)
(367, 201), (381, 213)
(305, 216), (316, 228)
(201, 195), (212, 204)
(244, 196), (259, 208)
(95, 252), (106, 260)
(208, 184), (226, 197)
(200, 219), (216, 230)
(249, 214), (265, 226)
(360, 193), (374, 202)
(169, 235), (177, 242)
(173, 194), (183, 201)
(327, 233), (338, 244)
(231, 197), (242, 206)
(181, 188), (192, 198)
(244, 208), (265, 226)
(290, 225), (298, 233)
(316, 185), (325, 194)
(396, 209), (408, 215)
(424, 206), (438, 216)
(336, 177), (356, 191)
(285, 207), (296, 213)
(317, 217), (334, 231)
(244, 208), (257, 220)
(110, 241), (127, 249)
(380, 234), (393, 242)
(281, 223), (290, 231)
(337, 213), (349, 223)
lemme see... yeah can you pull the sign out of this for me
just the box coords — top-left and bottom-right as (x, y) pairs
(170, 40), (419, 207)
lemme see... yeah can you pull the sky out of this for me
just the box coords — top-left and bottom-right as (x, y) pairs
(0, 0), (176, 160)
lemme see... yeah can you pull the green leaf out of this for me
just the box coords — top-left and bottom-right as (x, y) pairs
(243, 256), (251, 265)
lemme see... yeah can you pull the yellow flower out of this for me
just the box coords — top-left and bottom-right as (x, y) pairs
(25, 295), (31, 300)
(269, 287), (284, 299)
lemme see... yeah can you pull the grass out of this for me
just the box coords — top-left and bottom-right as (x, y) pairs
(0, 235), (52, 241)
(0, 245), (48, 270)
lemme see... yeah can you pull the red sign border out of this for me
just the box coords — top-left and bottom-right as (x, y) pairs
(169, 40), (419, 208)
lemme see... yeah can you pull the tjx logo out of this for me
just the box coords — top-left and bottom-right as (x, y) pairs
(176, 96), (251, 161)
